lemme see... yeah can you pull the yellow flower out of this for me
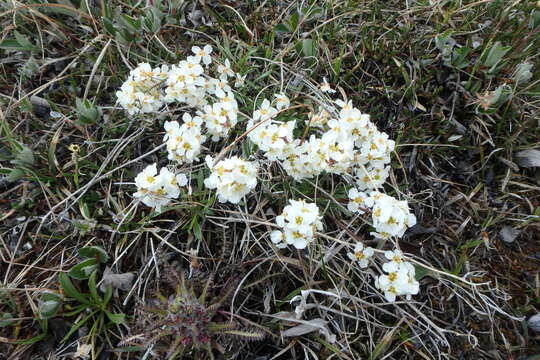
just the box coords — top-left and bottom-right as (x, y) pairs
(68, 144), (80, 153)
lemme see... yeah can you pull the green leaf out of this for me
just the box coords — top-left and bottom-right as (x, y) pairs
(111, 346), (146, 353)
(489, 84), (513, 107)
(14, 31), (36, 50)
(300, 38), (317, 58)
(0, 312), (15, 327)
(274, 23), (290, 33)
(88, 270), (101, 305)
(15, 331), (48, 345)
(103, 284), (113, 305)
(530, 10), (540, 28)
(104, 310), (125, 324)
(39, 292), (62, 319)
(75, 98), (102, 125)
(120, 14), (142, 32)
(78, 246), (109, 263)
(102, 17), (117, 36)
(72, 219), (97, 236)
(414, 265), (430, 281)
(68, 258), (98, 280)
(451, 46), (471, 69)
(0, 39), (26, 51)
(482, 41), (511, 68)
(192, 217), (202, 241)
(61, 311), (96, 343)
(435, 31), (455, 65)
(0, 31), (39, 52)
(142, 6), (163, 33)
(63, 304), (87, 317)
(288, 12), (299, 31)
(59, 272), (91, 305)
(11, 146), (35, 167)
(6, 168), (25, 181)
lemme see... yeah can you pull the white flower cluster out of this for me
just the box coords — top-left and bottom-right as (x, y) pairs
(163, 114), (206, 164)
(203, 156), (258, 204)
(117, 45), (242, 143)
(133, 164), (187, 211)
(247, 97), (395, 188)
(347, 245), (419, 302)
(270, 199), (323, 249)
(117, 59), (423, 302)
(346, 189), (418, 302)
(375, 250), (419, 302)
(370, 192), (417, 239)
(121, 46), (259, 207)
(347, 189), (416, 239)
(116, 63), (169, 115)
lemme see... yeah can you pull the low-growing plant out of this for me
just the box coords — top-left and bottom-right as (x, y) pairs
(59, 271), (125, 339)
(117, 44), (421, 303)
(124, 269), (265, 359)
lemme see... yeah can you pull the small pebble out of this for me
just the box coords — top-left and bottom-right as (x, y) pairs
(527, 313), (540, 332)
(499, 226), (520, 243)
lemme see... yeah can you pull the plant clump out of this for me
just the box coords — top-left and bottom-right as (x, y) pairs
(117, 44), (420, 303)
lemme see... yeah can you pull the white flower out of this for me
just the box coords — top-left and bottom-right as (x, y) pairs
(234, 73), (246, 88)
(176, 173), (188, 187)
(157, 167), (181, 199)
(307, 107), (331, 128)
(133, 165), (186, 212)
(375, 266), (409, 302)
(376, 252), (420, 302)
(382, 249), (405, 273)
(347, 242), (374, 268)
(180, 112), (203, 132)
(192, 44), (213, 66)
(270, 230), (287, 249)
(165, 121), (206, 164)
(134, 163), (160, 192)
(217, 59), (234, 79)
(347, 188), (374, 213)
(204, 157), (258, 204)
(248, 120), (296, 161)
(355, 166), (389, 190)
(116, 63), (166, 115)
(164, 120), (180, 141)
(274, 93), (290, 110)
(370, 192), (416, 238)
(273, 199), (323, 249)
(401, 263), (420, 300)
(208, 77), (232, 98)
(74, 343), (92, 359)
(283, 228), (311, 249)
(358, 130), (394, 167)
(320, 77), (336, 93)
(216, 90), (237, 111)
(253, 99), (277, 121)
(163, 60), (206, 106)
